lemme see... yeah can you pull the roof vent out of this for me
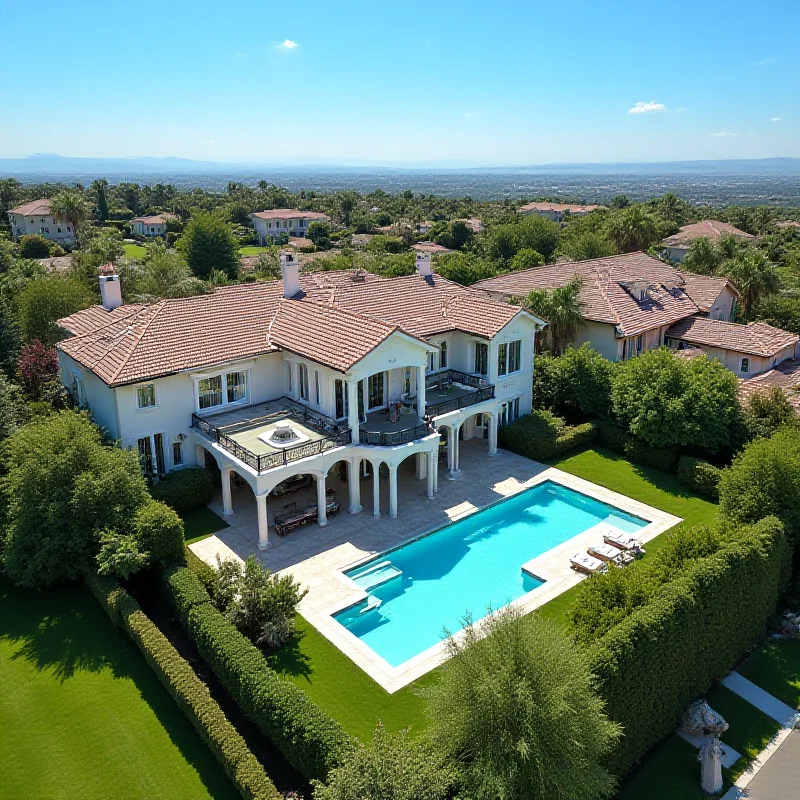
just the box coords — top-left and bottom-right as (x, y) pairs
(623, 280), (651, 302)
(351, 269), (366, 283)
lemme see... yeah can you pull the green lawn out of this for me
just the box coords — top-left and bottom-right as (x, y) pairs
(123, 243), (147, 260)
(268, 446), (718, 741)
(0, 578), (238, 800)
(182, 506), (229, 544)
(738, 638), (800, 709)
(239, 246), (269, 257)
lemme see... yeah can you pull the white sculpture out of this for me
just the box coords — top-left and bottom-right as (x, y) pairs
(698, 736), (724, 794)
(681, 700), (729, 737)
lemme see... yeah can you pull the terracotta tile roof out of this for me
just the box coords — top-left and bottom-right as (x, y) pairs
(776, 220), (800, 230)
(739, 359), (800, 412)
(250, 209), (329, 221)
(666, 317), (798, 358)
(519, 202), (601, 214)
(268, 298), (429, 372)
(662, 220), (754, 246)
(130, 213), (176, 225)
(474, 252), (700, 336)
(7, 198), (53, 216)
(680, 273), (738, 312)
(57, 269), (530, 385)
(412, 242), (453, 253)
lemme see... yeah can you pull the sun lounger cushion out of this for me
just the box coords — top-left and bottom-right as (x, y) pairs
(602, 531), (641, 550)
(570, 552), (605, 573)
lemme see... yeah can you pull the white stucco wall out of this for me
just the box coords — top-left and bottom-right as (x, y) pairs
(9, 212), (74, 244)
(707, 286), (737, 321)
(58, 352), (119, 438)
(572, 320), (622, 361)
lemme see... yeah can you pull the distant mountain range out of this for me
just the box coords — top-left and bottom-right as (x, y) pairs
(1, 153), (799, 176)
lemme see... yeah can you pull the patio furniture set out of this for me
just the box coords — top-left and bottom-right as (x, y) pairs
(274, 490), (341, 537)
(569, 530), (646, 575)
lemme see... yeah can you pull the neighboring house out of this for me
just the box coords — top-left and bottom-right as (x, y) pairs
(475, 252), (739, 362)
(417, 220), (434, 234)
(129, 213), (176, 237)
(249, 209), (330, 245)
(739, 359), (800, 412)
(518, 202), (601, 222)
(664, 318), (798, 378)
(776, 220), (800, 231)
(412, 241), (453, 254)
(7, 198), (75, 245)
(56, 252), (544, 550)
(661, 220), (754, 262)
(456, 217), (484, 234)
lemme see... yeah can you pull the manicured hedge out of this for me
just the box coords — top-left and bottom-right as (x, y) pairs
(161, 565), (353, 781)
(677, 456), (722, 501)
(151, 467), (215, 514)
(589, 516), (791, 776)
(595, 419), (678, 471)
(85, 572), (280, 800)
(497, 411), (597, 461)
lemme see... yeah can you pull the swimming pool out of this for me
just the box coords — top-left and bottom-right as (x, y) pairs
(332, 480), (647, 667)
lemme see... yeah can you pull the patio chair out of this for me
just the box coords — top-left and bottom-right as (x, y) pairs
(602, 530), (646, 556)
(570, 552), (607, 575)
(588, 543), (635, 565)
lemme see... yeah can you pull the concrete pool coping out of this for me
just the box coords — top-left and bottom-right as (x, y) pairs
(301, 465), (682, 693)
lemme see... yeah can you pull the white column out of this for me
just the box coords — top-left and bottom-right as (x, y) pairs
(372, 461), (381, 518)
(448, 423), (463, 480)
(388, 464), (399, 518)
(416, 365), (426, 419)
(221, 467), (234, 516)
(415, 451), (427, 480)
(488, 412), (499, 457)
(195, 444), (206, 467)
(446, 426), (454, 471)
(347, 379), (360, 444)
(316, 472), (328, 527)
(348, 459), (362, 514)
(426, 450), (435, 499)
(256, 493), (270, 550)
(434, 448), (439, 493)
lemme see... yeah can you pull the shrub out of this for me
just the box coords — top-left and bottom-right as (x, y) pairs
(150, 467), (215, 513)
(162, 565), (353, 780)
(16, 275), (93, 346)
(595, 420), (678, 471)
(85, 572), (280, 800)
(677, 456), (722, 500)
(17, 339), (59, 400)
(18, 233), (52, 259)
(497, 410), (597, 461)
(133, 500), (185, 566)
(590, 516), (790, 776)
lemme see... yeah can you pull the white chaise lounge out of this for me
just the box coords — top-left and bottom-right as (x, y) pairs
(570, 552), (606, 575)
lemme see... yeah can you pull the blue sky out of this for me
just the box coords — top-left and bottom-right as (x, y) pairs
(0, 0), (798, 165)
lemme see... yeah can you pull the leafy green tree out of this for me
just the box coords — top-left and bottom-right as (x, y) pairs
(559, 344), (614, 417)
(312, 723), (454, 800)
(516, 214), (560, 260)
(720, 249), (779, 318)
(132, 500), (184, 566)
(522, 277), (584, 355)
(50, 190), (89, 245)
(743, 387), (796, 441)
(561, 231), (617, 262)
(96, 529), (148, 578)
(510, 247), (544, 271)
(611, 349), (742, 453)
(307, 220), (332, 248)
(18, 234), (52, 259)
(435, 220), (473, 251)
(16, 275), (93, 346)
(122, 241), (202, 300)
(91, 178), (110, 221)
(0, 373), (27, 439)
(85, 227), (125, 264)
(0, 411), (150, 587)
(606, 205), (660, 252)
(681, 236), (721, 274)
(609, 194), (630, 209)
(424, 607), (620, 800)
(435, 252), (495, 286)
(484, 224), (519, 261)
(178, 212), (240, 279)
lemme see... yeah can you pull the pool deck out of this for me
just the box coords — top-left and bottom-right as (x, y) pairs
(190, 441), (681, 693)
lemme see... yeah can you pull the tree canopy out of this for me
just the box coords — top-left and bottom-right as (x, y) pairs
(178, 212), (240, 279)
(16, 274), (93, 347)
(522, 277), (584, 356)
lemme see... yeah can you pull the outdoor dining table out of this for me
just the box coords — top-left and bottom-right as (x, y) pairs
(274, 498), (341, 537)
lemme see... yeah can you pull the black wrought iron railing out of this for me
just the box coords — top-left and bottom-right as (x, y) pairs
(191, 412), (351, 473)
(358, 423), (432, 447)
(426, 384), (495, 417)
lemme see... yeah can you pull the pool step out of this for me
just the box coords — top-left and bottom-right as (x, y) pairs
(350, 560), (403, 591)
(360, 595), (382, 614)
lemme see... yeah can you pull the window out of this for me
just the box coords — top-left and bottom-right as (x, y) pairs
(474, 342), (488, 375)
(314, 371), (320, 405)
(284, 361), (293, 393)
(334, 379), (349, 419)
(439, 341), (448, 369)
(508, 340), (521, 373)
(427, 352), (436, 373)
(403, 367), (411, 396)
(367, 373), (385, 409)
(499, 398), (521, 427)
(172, 441), (184, 466)
(137, 433), (165, 477)
(298, 363), (309, 401)
(497, 343), (507, 376)
(741, 358), (749, 374)
(71, 375), (86, 407)
(198, 376), (223, 409)
(226, 371), (247, 403)
(636, 334), (643, 355)
(136, 383), (156, 409)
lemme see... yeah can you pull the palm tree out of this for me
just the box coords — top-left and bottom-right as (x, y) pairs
(50, 190), (89, 247)
(607, 206), (660, 253)
(523, 276), (584, 355)
(720, 249), (779, 318)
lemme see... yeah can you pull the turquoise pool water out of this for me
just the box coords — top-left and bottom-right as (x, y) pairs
(333, 480), (647, 667)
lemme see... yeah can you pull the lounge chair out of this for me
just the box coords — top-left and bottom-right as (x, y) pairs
(602, 530), (645, 554)
(570, 552), (607, 575)
(588, 543), (635, 565)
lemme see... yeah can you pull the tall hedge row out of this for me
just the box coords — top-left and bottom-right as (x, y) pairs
(161, 564), (353, 781)
(85, 572), (280, 800)
(497, 411), (597, 461)
(589, 516), (791, 776)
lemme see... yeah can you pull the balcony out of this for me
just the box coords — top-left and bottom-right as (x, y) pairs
(191, 399), (351, 474)
(358, 418), (433, 447)
(424, 370), (495, 417)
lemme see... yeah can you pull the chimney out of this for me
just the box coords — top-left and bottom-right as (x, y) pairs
(280, 250), (301, 298)
(98, 264), (123, 311)
(415, 251), (432, 278)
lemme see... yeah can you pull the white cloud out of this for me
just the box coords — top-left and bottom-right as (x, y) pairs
(277, 39), (299, 50)
(771, 117), (782, 122)
(710, 129), (738, 137)
(462, 111), (478, 118)
(628, 101), (666, 115)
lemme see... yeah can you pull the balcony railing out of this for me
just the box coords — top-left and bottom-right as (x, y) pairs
(358, 423), (432, 447)
(426, 385), (495, 417)
(191, 411), (351, 473)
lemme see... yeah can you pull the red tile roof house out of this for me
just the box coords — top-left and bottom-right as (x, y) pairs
(7, 198), (76, 246)
(518, 202), (602, 223)
(129, 213), (177, 237)
(56, 251), (544, 550)
(661, 219), (754, 262)
(474, 252), (741, 362)
(249, 209), (330, 245)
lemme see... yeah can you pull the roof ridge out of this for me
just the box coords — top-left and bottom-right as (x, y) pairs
(61, 303), (147, 342)
(106, 302), (166, 383)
